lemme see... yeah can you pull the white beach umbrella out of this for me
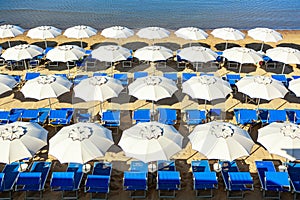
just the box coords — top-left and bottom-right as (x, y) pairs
(236, 76), (288, 107)
(289, 78), (300, 97)
(137, 27), (170, 44)
(0, 74), (18, 95)
(177, 46), (218, 63)
(222, 47), (263, 73)
(211, 27), (245, 49)
(175, 27), (208, 45)
(134, 45), (173, 62)
(49, 122), (114, 164)
(118, 121), (183, 163)
(0, 122), (48, 164)
(266, 47), (300, 74)
(64, 25), (97, 47)
(248, 28), (283, 51)
(21, 75), (72, 107)
(46, 45), (85, 74)
(182, 75), (232, 109)
(101, 26), (134, 39)
(188, 121), (254, 161)
(258, 122), (300, 161)
(73, 76), (123, 113)
(0, 25), (24, 47)
(27, 26), (62, 48)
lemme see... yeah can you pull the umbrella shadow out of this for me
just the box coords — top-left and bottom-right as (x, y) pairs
(13, 91), (39, 102)
(0, 40), (28, 49)
(90, 42), (118, 50)
(284, 93), (300, 104)
(277, 43), (300, 50)
(0, 91), (13, 99)
(245, 43), (273, 52)
(155, 42), (181, 51)
(57, 91), (73, 104)
(60, 41), (88, 48)
(214, 43), (241, 51)
(122, 42), (148, 51)
(31, 41), (58, 49)
(260, 62), (294, 74)
(224, 62), (257, 73)
(156, 93), (180, 106)
(182, 42), (210, 49)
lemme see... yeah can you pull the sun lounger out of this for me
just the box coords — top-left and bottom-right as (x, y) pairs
(258, 109), (287, 125)
(133, 109), (151, 123)
(102, 110), (120, 133)
(93, 72), (108, 77)
(191, 160), (218, 198)
(15, 161), (51, 199)
(157, 160), (176, 172)
(133, 72), (148, 81)
(0, 111), (10, 124)
(113, 73), (128, 92)
(55, 74), (68, 79)
(24, 72), (40, 81)
(157, 171), (180, 198)
(255, 161), (290, 199)
(9, 108), (24, 123)
(21, 109), (39, 122)
(181, 72), (196, 84)
(221, 161), (253, 198)
(51, 163), (83, 200)
(163, 72), (178, 84)
(49, 108), (74, 126)
(30, 108), (50, 124)
(73, 75), (88, 85)
(271, 74), (288, 87)
(185, 109), (206, 126)
(234, 109), (258, 125)
(287, 162), (300, 200)
(0, 162), (20, 199)
(158, 108), (177, 125)
(286, 109), (300, 124)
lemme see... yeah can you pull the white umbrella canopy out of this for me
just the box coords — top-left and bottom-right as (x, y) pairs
(0, 122), (48, 164)
(101, 26), (134, 39)
(0, 74), (18, 95)
(248, 28), (283, 51)
(175, 27), (208, 41)
(266, 47), (300, 74)
(64, 25), (97, 47)
(177, 46), (218, 63)
(289, 78), (300, 97)
(118, 121), (183, 163)
(91, 45), (131, 62)
(46, 45), (85, 62)
(0, 25), (24, 47)
(258, 122), (300, 161)
(27, 25), (61, 48)
(188, 121), (255, 161)
(137, 27), (170, 40)
(134, 45), (173, 62)
(211, 27), (245, 49)
(2, 44), (43, 61)
(182, 75), (232, 101)
(49, 122), (114, 164)
(222, 47), (263, 73)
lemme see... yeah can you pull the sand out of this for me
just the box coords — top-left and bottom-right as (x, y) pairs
(0, 29), (299, 199)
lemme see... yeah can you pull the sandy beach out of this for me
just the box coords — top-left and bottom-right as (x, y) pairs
(0, 29), (300, 199)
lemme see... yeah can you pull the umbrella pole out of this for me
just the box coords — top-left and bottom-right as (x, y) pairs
(8, 40), (11, 48)
(260, 42), (264, 52)
(225, 41), (228, 50)
(111, 62), (113, 76)
(24, 60), (27, 71)
(44, 39), (47, 48)
(204, 99), (207, 111)
(281, 63), (286, 74)
(48, 98), (52, 109)
(80, 39), (83, 48)
(67, 62), (70, 76)
(257, 98), (261, 110)
(99, 101), (103, 116)
(239, 63), (242, 73)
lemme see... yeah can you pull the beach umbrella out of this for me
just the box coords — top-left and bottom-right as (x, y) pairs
(128, 76), (178, 114)
(236, 75), (288, 108)
(101, 26), (134, 39)
(134, 45), (173, 62)
(177, 46), (218, 63)
(211, 27), (245, 49)
(182, 75), (232, 109)
(118, 121), (183, 163)
(20, 75), (72, 108)
(222, 47), (263, 73)
(137, 27), (170, 44)
(1, 44), (43, 70)
(91, 45), (131, 74)
(0, 122), (48, 164)
(289, 78), (300, 97)
(27, 26), (62, 48)
(0, 24), (24, 47)
(188, 121), (254, 161)
(0, 74), (18, 95)
(46, 45), (85, 75)
(49, 122), (114, 164)
(258, 122), (300, 161)
(248, 28), (283, 51)
(64, 25), (97, 47)
(73, 76), (124, 114)
(266, 47), (300, 74)
(175, 27), (208, 46)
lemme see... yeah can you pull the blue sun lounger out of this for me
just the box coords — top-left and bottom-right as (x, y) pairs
(255, 161), (290, 199)
(15, 161), (52, 199)
(286, 109), (300, 124)
(158, 108), (177, 125)
(133, 72), (148, 81)
(123, 161), (148, 198)
(0, 111), (10, 124)
(185, 109), (206, 126)
(191, 160), (218, 198)
(102, 110), (120, 133)
(234, 109), (258, 125)
(0, 162), (20, 199)
(133, 109), (151, 123)
(287, 162), (300, 200)
(85, 162), (112, 200)
(50, 163), (83, 200)
(221, 161), (253, 198)
(258, 109), (287, 125)
(181, 72), (196, 84)
(30, 108), (50, 125)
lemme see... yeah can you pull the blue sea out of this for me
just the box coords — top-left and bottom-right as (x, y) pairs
(0, 0), (299, 30)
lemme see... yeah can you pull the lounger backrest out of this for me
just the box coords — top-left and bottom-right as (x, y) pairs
(93, 162), (112, 176)
(16, 172), (42, 189)
(191, 160), (210, 172)
(86, 175), (110, 187)
(51, 172), (74, 188)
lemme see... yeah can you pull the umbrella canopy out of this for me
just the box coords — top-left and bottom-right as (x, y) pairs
(211, 27), (245, 49)
(188, 121), (254, 161)
(1, 44), (43, 61)
(175, 27), (208, 41)
(128, 76), (178, 102)
(222, 47), (263, 73)
(21, 75), (72, 107)
(27, 25), (61, 39)
(101, 26), (134, 39)
(118, 121), (183, 163)
(74, 76), (124, 102)
(91, 45), (131, 62)
(49, 122), (114, 164)
(248, 28), (283, 51)
(46, 45), (85, 62)
(0, 122), (48, 164)
(134, 45), (173, 62)
(289, 78), (300, 97)
(0, 24), (24, 47)
(0, 74), (18, 95)
(258, 122), (300, 161)
(266, 47), (300, 74)
(64, 25), (97, 39)
(177, 46), (218, 63)
(137, 27), (170, 40)
(182, 75), (232, 101)
(236, 76), (288, 107)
